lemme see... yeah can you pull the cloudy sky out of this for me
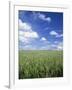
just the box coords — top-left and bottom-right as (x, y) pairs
(19, 10), (63, 50)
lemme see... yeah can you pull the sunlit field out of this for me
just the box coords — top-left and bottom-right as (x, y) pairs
(19, 50), (63, 79)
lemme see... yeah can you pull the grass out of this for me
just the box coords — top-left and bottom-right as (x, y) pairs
(19, 50), (63, 79)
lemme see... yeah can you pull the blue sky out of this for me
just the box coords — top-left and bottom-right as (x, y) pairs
(19, 10), (63, 50)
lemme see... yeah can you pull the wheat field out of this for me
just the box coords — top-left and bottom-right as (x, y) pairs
(19, 50), (63, 79)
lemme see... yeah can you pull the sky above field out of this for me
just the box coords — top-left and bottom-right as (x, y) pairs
(19, 10), (63, 50)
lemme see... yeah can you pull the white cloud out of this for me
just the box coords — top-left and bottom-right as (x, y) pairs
(19, 30), (38, 39)
(38, 13), (45, 20)
(39, 43), (59, 50)
(19, 19), (32, 31)
(40, 37), (47, 41)
(57, 46), (63, 50)
(57, 42), (63, 50)
(23, 32), (38, 38)
(56, 34), (63, 38)
(22, 45), (36, 50)
(49, 31), (58, 36)
(54, 41), (58, 44)
(48, 41), (63, 50)
(32, 12), (51, 22)
(38, 13), (51, 22)
(19, 31), (24, 36)
(49, 30), (63, 38)
(40, 37), (50, 45)
(19, 36), (30, 44)
(19, 19), (39, 44)
(46, 17), (51, 22)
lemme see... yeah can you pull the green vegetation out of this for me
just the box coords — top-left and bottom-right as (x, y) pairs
(19, 50), (63, 79)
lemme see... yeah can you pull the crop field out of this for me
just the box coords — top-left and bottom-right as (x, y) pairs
(19, 50), (63, 79)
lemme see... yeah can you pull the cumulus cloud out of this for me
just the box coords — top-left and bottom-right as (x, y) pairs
(54, 41), (58, 44)
(23, 32), (38, 38)
(39, 43), (59, 50)
(19, 19), (32, 31)
(50, 42), (63, 50)
(57, 46), (63, 50)
(19, 30), (38, 39)
(38, 13), (51, 22)
(40, 37), (47, 41)
(19, 36), (30, 44)
(40, 37), (50, 45)
(49, 30), (63, 38)
(19, 31), (39, 38)
(49, 31), (58, 36)
(32, 12), (51, 22)
(57, 42), (63, 50)
(19, 19), (39, 44)
(56, 34), (63, 38)
(22, 45), (37, 50)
